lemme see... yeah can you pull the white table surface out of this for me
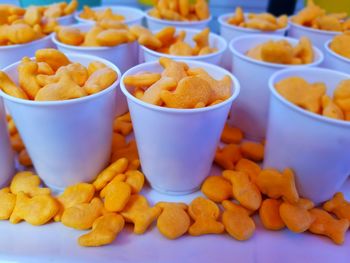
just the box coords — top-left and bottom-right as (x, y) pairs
(1, 172), (350, 263)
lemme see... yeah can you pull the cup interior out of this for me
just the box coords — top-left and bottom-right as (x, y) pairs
(269, 67), (350, 125)
(121, 60), (240, 112)
(324, 39), (350, 63)
(230, 34), (324, 67)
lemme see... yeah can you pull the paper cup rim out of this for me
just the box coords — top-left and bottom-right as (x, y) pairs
(140, 28), (227, 60)
(51, 25), (137, 51)
(0, 53), (121, 106)
(229, 34), (324, 69)
(0, 34), (52, 50)
(145, 8), (212, 26)
(74, 5), (145, 24)
(269, 67), (350, 127)
(218, 12), (289, 33)
(288, 17), (342, 36)
(324, 39), (350, 64)
(120, 60), (240, 114)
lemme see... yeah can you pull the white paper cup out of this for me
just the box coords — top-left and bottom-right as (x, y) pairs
(121, 60), (240, 194)
(57, 14), (75, 25)
(52, 23), (138, 116)
(0, 54), (121, 191)
(288, 19), (340, 52)
(145, 9), (211, 31)
(0, 99), (15, 188)
(265, 67), (350, 204)
(323, 39), (350, 75)
(74, 6), (144, 26)
(229, 34), (324, 141)
(0, 35), (53, 70)
(218, 13), (289, 70)
(141, 28), (227, 65)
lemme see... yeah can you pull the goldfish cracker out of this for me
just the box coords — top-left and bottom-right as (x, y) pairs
(161, 76), (212, 108)
(201, 175), (232, 203)
(323, 192), (350, 222)
(257, 168), (299, 204)
(155, 26), (176, 46)
(112, 132), (127, 151)
(23, 6), (41, 26)
(124, 72), (161, 88)
(334, 80), (350, 112)
(293, 37), (314, 64)
(37, 62), (54, 75)
(248, 13), (276, 24)
(214, 144), (242, 170)
(97, 19), (128, 30)
(35, 49), (70, 72)
(99, 174), (126, 198)
(96, 29), (129, 47)
(7, 24), (38, 44)
(58, 63), (89, 86)
(291, 0), (325, 26)
(240, 141), (265, 162)
(309, 208), (349, 245)
(222, 209), (255, 241)
(179, 0), (190, 17)
(277, 15), (288, 28)
(111, 140), (139, 163)
(246, 43), (263, 61)
(18, 149), (32, 167)
(330, 33), (350, 59)
(17, 58), (41, 99)
(104, 181), (131, 212)
(87, 61), (107, 76)
(64, 0), (78, 15)
(227, 7), (244, 26)
(113, 119), (133, 136)
(82, 26), (104, 46)
(223, 170), (261, 211)
(10, 171), (50, 197)
(160, 57), (188, 83)
(141, 77), (177, 106)
(57, 27), (85, 46)
(156, 202), (190, 240)
(0, 187), (10, 194)
(7, 118), (17, 135)
(10, 133), (24, 152)
(245, 18), (278, 31)
(79, 6), (95, 20)
(159, 9), (183, 21)
(193, 28), (209, 48)
(121, 194), (161, 234)
(84, 67), (118, 95)
(41, 18), (59, 35)
(61, 197), (104, 230)
(260, 40), (294, 64)
(222, 200), (253, 215)
(35, 73), (87, 101)
(78, 213), (125, 247)
(188, 197), (224, 236)
(93, 158), (129, 191)
(139, 34), (162, 50)
(259, 199), (285, 230)
(187, 68), (231, 103)
(116, 112), (131, 122)
(0, 190), (16, 220)
(198, 46), (217, 55)
(95, 8), (124, 22)
(54, 183), (95, 221)
(275, 77), (326, 114)
(10, 192), (59, 225)
(322, 95), (344, 120)
(129, 25), (152, 39)
(313, 16), (342, 32)
(235, 158), (261, 185)
(169, 41), (193, 56)
(125, 170), (145, 194)
(279, 198), (315, 233)
(127, 159), (141, 171)
(195, 0), (210, 20)
(134, 88), (144, 99)
(43, 3), (62, 19)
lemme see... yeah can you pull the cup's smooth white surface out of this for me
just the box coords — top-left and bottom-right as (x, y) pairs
(265, 67), (350, 204)
(145, 9), (211, 31)
(0, 35), (53, 70)
(218, 13), (289, 70)
(323, 39), (350, 75)
(229, 34), (324, 141)
(288, 19), (340, 52)
(121, 60), (240, 194)
(0, 100), (15, 188)
(74, 6), (144, 26)
(141, 28), (227, 65)
(57, 14), (75, 25)
(52, 23), (138, 116)
(0, 54), (121, 191)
